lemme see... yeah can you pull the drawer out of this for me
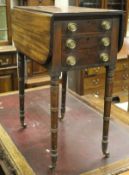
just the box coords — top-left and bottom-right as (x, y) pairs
(0, 68), (18, 92)
(62, 51), (111, 68)
(84, 74), (105, 90)
(61, 18), (116, 68)
(113, 83), (128, 93)
(27, 0), (54, 6)
(85, 67), (105, 76)
(115, 59), (129, 72)
(84, 83), (129, 96)
(84, 71), (129, 90)
(62, 19), (113, 34)
(0, 54), (17, 67)
(84, 88), (104, 96)
(62, 34), (111, 51)
(62, 35), (111, 67)
(85, 58), (128, 76)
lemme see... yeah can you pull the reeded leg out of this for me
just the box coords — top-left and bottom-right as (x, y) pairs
(49, 75), (59, 169)
(127, 55), (129, 112)
(18, 52), (26, 128)
(60, 71), (67, 120)
(102, 66), (114, 157)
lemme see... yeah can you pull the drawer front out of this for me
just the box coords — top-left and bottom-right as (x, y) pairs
(62, 34), (111, 51)
(84, 71), (129, 90)
(62, 19), (112, 34)
(61, 19), (113, 68)
(84, 88), (104, 96)
(115, 59), (128, 72)
(84, 83), (129, 96)
(85, 67), (105, 76)
(0, 69), (18, 93)
(84, 74), (105, 90)
(62, 34), (111, 67)
(85, 58), (128, 76)
(27, 0), (54, 6)
(0, 54), (17, 67)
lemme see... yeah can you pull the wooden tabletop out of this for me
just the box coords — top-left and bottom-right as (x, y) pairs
(16, 6), (122, 15)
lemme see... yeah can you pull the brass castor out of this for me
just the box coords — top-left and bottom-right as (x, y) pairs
(102, 140), (110, 158)
(59, 112), (65, 121)
(20, 118), (27, 128)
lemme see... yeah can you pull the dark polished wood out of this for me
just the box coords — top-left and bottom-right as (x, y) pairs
(12, 6), (124, 170)
(78, 0), (129, 35)
(18, 52), (26, 128)
(102, 65), (114, 157)
(50, 75), (60, 168)
(61, 72), (67, 120)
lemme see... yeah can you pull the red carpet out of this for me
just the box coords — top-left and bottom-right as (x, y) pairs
(0, 87), (129, 175)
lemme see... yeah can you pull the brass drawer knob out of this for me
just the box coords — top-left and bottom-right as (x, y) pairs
(68, 22), (77, 32)
(92, 79), (100, 85)
(101, 37), (110, 47)
(122, 73), (129, 80)
(66, 39), (76, 49)
(101, 20), (111, 30)
(0, 59), (9, 66)
(122, 85), (128, 91)
(100, 53), (109, 62)
(66, 56), (76, 66)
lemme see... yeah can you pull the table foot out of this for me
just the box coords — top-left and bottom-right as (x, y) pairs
(102, 66), (114, 159)
(20, 111), (27, 128)
(102, 140), (110, 158)
(49, 164), (56, 170)
(59, 112), (65, 120)
(49, 151), (57, 170)
(20, 120), (27, 128)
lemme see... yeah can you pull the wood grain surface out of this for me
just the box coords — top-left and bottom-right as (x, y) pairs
(12, 9), (52, 64)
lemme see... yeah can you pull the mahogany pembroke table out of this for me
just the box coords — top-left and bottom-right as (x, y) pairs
(12, 6), (124, 170)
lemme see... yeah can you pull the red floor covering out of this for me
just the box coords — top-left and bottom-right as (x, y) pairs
(0, 88), (129, 175)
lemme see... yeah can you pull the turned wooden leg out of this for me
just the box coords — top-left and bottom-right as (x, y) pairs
(60, 71), (67, 120)
(102, 65), (114, 157)
(18, 52), (26, 128)
(127, 55), (129, 112)
(49, 75), (59, 169)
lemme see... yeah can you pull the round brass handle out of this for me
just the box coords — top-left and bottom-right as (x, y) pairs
(122, 85), (128, 92)
(101, 20), (111, 30)
(92, 79), (100, 85)
(100, 53), (109, 62)
(66, 39), (76, 49)
(0, 59), (9, 66)
(101, 37), (110, 47)
(66, 56), (76, 66)
(94, 90), (100, 96)
(122, 73), (129, 80)
(68, 22), (77, 32)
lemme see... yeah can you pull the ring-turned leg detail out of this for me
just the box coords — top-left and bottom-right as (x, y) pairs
(60, 71), (67, 120)
(49, 75), (59, 169)
(18, 52), (26, 128)
(102, 66), (114, 157)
